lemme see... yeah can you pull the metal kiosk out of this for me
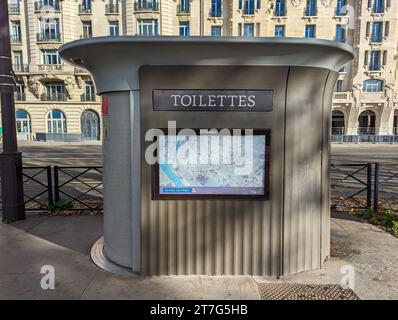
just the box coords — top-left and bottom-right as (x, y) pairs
(60, 37), (354, 277)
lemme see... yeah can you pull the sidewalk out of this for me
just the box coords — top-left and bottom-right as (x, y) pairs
(0, 211), (397, 300)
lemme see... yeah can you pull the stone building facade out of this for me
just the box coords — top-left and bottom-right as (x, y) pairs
(4, 0), (398, 141)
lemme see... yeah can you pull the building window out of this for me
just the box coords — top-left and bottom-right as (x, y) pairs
(240, 0), (255, 15)
(12, 51), (23, 71)
(15, 81), (25, 101)
(368, 51), (381, 71)
(243, 23), (254, 37)
(358, 110), (376, 135)
(363, 79), (383, 92)
(336, 25), (346, 42)
(37, 18), (60, 41)
(79, 0), (92, 13)
(10, 21), (22, 43)
(178, 0), (190, 14)
(211, 26), (222, 36)
(16, 110), (31, 135)
(106, 0), (119, 13)
(211, 0), (222, 17)
(135, 0), (158, 11)
(305, 0), (317, 16)
(8, 0), (20, 13)
(275, 0), (286, 16)
(41, 50), (61, 65)
(372, 0), (385, 14)
(35, 0), (60, 11)
(82, 81), (96, 101)
(82, 21), (92, 38)
(336, 0), (347, 16)
(335, 80), (343, 92)
(47, 110), (67, 134)
(109, 21), (119, 36)
(275, 25), (285, 37)
(332, 110), (345, 135)
(371, 22), (383, 42)
(43, 83), (66, 101)
(305, 25), (315, 38)
(179, 21), (190, 36)
(137, 19), (158, 36)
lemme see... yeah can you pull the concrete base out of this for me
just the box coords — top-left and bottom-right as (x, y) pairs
(91, 237), (138, 278)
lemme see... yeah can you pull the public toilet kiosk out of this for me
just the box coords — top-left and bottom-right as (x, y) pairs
(60, 37), (354, 277)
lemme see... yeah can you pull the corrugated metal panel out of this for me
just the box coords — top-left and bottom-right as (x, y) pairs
(139, 65), (332, 276)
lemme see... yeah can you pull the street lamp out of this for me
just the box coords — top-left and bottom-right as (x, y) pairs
(0, 1), (25, 222)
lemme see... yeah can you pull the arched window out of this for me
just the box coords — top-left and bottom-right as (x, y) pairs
(358, 110), (376, 135)
(81, 109), (100, 140)
(15, 109), (31, 135)
(47, 109), (67, 133)
(332, 110), (345, 135)
(363, 79), (383, 92)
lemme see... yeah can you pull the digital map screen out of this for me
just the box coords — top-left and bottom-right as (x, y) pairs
(157, 134), (266, 196)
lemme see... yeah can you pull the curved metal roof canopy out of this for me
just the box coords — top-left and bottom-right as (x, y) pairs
(59, 36), (355, 93)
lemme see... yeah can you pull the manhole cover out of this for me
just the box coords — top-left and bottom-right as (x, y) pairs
(258, 283), (360, 300)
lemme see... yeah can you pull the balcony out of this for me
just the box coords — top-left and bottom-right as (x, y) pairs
(14, 92), (26, 101)
(81, 93), (96, 102)
(134, 1), (159, 12)
(41, 92), (67, 101)
(12, 64), (29, 73)
(105, 4), (119, 14)
(74, 67), (89, 75)
(368, 64), (381, 72)
(38, 64), (63, 71)
(10, 34), (22, 44)
(79, 4), (92, 14)
(177, 4), (190, 15)
(34, 1), (60, 12)
(8, 4), (20, 13)
(36, 32), (61, 42)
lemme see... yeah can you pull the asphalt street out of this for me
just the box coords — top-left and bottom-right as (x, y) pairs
(6, 141), (397, 166)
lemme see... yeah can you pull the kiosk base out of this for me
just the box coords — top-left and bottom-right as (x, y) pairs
(91, 237), (138, 277)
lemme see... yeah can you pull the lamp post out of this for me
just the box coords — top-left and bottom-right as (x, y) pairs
(0, 1), (25, 222)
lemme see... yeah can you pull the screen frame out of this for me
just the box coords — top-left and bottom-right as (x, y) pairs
(151, 128), (271, 201)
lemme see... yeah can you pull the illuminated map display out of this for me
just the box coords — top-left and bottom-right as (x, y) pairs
(157, 133), (267, 196)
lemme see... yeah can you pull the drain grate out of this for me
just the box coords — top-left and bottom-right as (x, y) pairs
(258, 283), (360, 300)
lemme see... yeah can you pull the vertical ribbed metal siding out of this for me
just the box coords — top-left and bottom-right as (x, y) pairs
(139, 65), (332, 276)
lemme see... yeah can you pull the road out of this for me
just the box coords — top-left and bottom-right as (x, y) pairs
(4, 141), (395, 166)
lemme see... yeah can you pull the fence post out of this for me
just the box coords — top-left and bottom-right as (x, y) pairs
(54, 165), (59, 202)
(47, 166), (53, 206)
(373, 163), (380, 213)
(367, 163), (372, 209)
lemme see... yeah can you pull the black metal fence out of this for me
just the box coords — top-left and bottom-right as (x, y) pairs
(1, 163), (397, 213)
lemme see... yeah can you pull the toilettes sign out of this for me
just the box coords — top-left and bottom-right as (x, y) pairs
(153, 89), (273, 112)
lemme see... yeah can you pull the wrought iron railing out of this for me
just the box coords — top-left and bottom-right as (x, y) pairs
(134, 1), (159, 11)
(36, 32), (61, 42)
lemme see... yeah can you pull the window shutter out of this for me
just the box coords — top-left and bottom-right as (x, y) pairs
(366, 22), (370, 37)
(383, 50), (387, 66)
(384, 21), (389, 37)
(364, 50), (369, 66)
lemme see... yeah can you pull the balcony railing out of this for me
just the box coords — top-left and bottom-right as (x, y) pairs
(372, 4), (385, 14)
(74, 67), (89, 74)
(36, 32), (61, 42)
(332, 127), (345, 135)
(209, 7), (222, 17)
(34, 1), (60, 12)
(12, 64), (29, 73)
(358, 127), (377, 135)
(15, 92), (26, 101)
(79, 4), (92, 13)
(81, 94), (96, 102)
(333, 92), (352, 100)
(177, 3), (190, 14)
(8, 4), (20, 13)
(368, 64), (381, 71)
(105, 3), (119, 14)
(10, 34), (22, 43)
(38, 64), (63, 71)
(41, 92), (67, 101)
(134, 1), (159, 12)
(370, 35), (383, 43)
